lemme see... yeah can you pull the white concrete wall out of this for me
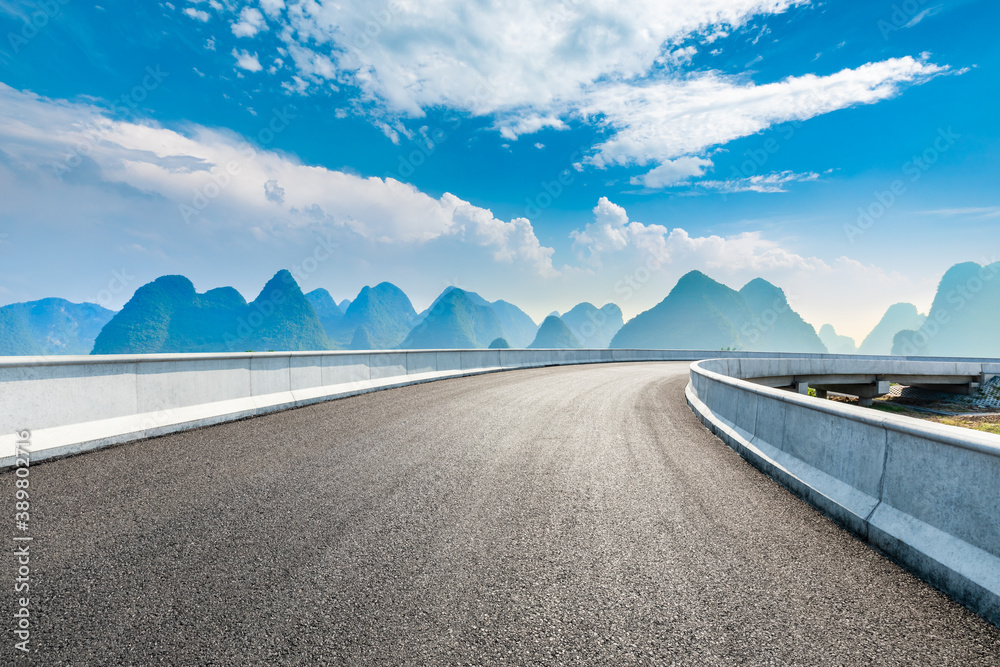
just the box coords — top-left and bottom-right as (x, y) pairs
(4, 349), (996, 469)
(0, 348), (698, 467)
(687, 358), (1000, 626)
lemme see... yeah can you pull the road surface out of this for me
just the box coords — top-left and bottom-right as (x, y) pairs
(3, 362), (998, 665)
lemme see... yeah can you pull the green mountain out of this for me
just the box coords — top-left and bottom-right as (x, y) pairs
(330, 282), (416, 349)
(413, 286), (492, 325)
(349, 326), (374, 350)
(306, 288), (345, 347)
(401, 288), (505, 349)
(0, 298), (116, 355)
(413, 288), (537, 347)
(610, 271), (825, 352)
(490, 300), (537, 347)
(611, 271), (750, 350)
(338, 299), (351, 312)
(0, 307), (43, 355)
(859, 302), (926, 355)
(92, 271), (330, 354)
(818, 324), (858, 355)
(528, 316), (582, 349)
(411, 287), (537, 348)
(488, 337), (510, 349)
(738, 279), (826, 353)
(306, 288), (344, 322)
(561, 302), (623, 348)
(92, 275), (195, 354)
(891, 262), (1000, 357)
(244, 271), (330, 351)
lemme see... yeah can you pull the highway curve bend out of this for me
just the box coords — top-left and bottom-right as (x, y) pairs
(3, 362), (999, 665)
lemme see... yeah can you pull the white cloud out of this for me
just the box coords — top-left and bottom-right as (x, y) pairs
(232, 7), (267, 38)
(570, 196), (824, 271)
(630, 157), (713, 189)
(198, 0), (951, 187)
(259, 0), (285, 19)
(904, 5), (943, 29)
(496, 115), (567, 142)
(916, 207), (1000, 219)
(264, 179), (285, 204)
(273, 0), (812, 113)
(183, 7), (210, 22)
(232, 49), (263, 72)
(582, 57), (949, 168)
(0, 83), (558, 281)
(695, 170), (822, 193)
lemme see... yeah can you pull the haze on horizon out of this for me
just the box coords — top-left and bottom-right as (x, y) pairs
(1, 0), (998, 342)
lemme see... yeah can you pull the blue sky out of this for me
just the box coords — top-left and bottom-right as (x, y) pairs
(0, 0), (997, 341)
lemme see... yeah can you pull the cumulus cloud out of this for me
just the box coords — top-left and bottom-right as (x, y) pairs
(264, 178), (285, 204)
(232, 49), (263, 72)
(570, 197), (825, 271)
(272, 0), (812, 112)
(630, 157), (713, 189)
(231, 7), (267, 38)
(259, 0), (285, 19)
(183, 7), (210, 22)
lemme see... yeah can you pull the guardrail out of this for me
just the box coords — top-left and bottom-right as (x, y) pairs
(687, 357), (1000, 626)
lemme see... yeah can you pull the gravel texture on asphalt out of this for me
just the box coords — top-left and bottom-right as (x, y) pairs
(2, 361), (999, 665)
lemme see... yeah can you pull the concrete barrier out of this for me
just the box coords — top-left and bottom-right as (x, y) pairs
(4, 349), (997, 468)
(0, 348), (688, 467)
(687, 358), (1000, 626)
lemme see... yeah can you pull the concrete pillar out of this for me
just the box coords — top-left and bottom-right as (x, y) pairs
(815, 389), (828, 399)
(795, 381), (810, 395)
(859, 397), (874, 407)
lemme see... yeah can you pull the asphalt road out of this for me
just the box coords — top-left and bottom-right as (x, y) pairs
(3, 362), (999, 665)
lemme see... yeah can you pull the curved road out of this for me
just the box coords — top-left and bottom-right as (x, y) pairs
(3, 362), (999, 665)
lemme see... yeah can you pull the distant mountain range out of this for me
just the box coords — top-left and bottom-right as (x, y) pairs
(1, 262), (996, 357)
(403, 288), (506, 349)
(529, 315), (581, 349)
(411, 287), (538, 348)
(306, 283), (418, 350)
(560, 303), (623, 348)
(0, 298), (115, 355)
(610, 271), (826, 352)
(892, 262), (1000, 357)
(92, 271), (329, 354)
(860, 303), (926, 355)
(818, 324), (858, 355)
(335, 283), (417, 349)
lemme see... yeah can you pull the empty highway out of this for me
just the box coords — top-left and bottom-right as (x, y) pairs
(3, 362), (999, 665)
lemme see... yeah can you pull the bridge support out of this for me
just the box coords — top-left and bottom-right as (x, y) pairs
(809, 381), (891, 407)
(909, 382), (980, 396)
